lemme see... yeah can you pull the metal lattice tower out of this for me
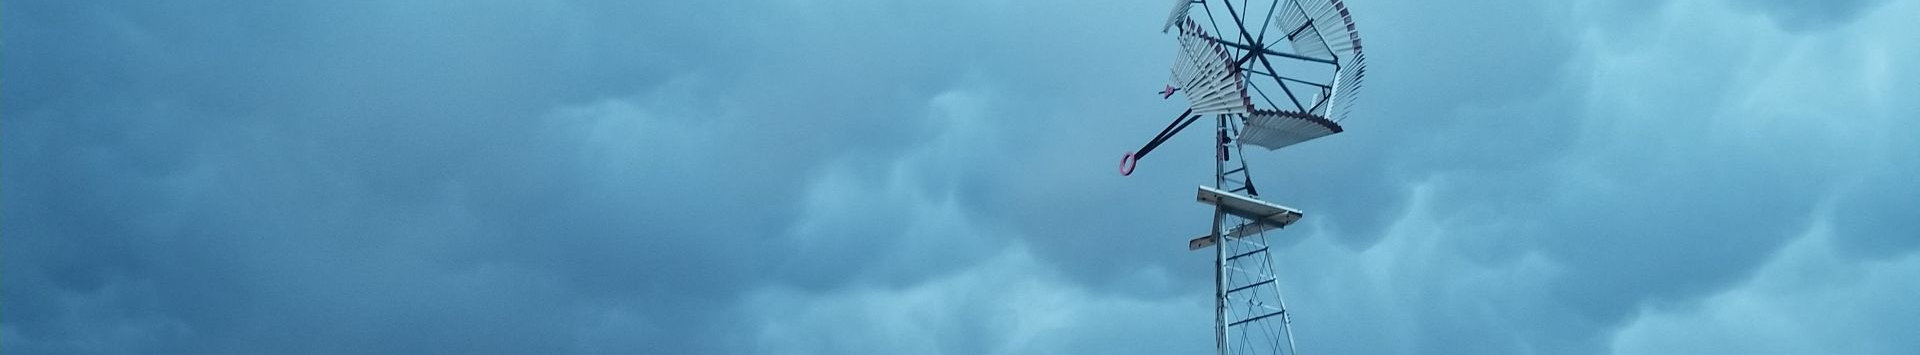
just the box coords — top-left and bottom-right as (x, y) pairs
(1119, 1), (1368, 355)
(1205, 116), (1301, 355)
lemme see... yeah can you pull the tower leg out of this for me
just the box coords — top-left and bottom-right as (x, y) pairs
(1213, 115), (1230, 355)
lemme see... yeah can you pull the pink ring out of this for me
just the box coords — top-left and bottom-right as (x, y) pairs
(1119, 151), (1138, 176)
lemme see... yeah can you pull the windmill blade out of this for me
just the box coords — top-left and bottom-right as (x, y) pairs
(1238, 109), (1344, 151)
(1275, 0), (1368, 122)
(1284, 20), (1334, 63)
(1162, 0), (1193, 33)
(1172, 19), (1253, 116)
(1328, 52), (1367, 122)
(1274, 0), (1365, 57)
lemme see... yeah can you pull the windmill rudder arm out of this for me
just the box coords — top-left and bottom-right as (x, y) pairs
(1121, 109), (1201, 175)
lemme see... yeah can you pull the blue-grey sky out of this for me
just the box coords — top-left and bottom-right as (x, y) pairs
(5, 0), (1917, 354)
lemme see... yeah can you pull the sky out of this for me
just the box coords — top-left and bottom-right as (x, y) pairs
(4, 0), (1918, 354)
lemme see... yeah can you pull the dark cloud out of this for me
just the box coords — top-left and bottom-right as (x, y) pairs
(3, 0), (1178, 352)
(1825, 99), (1920, 259)
(3, 1), (841, 353)
(6, 0), (1920, 354)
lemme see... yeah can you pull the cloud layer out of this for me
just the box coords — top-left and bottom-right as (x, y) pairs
(5, 0), (1917, 354)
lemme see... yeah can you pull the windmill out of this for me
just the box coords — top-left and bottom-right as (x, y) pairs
(1120, 1), (1367, 355)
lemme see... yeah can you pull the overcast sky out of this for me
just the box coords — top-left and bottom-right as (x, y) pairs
(5, 0), (1918, 354)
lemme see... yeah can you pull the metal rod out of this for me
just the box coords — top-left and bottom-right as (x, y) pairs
(1221, 0), (1262, 50)
(1229, 309), (1286, 327)
(1227, 246), (1269, 261)
(1277, 75), (1333, 89)
(1257, 53), (1309, 111)
(1256, 0), (1279, 44)
(1227, 278), (1276, 294)
(1262, 235), (1302, 355)
(1134, 109), (1199, 160)
(1247, 81), (1283, 112)
(1200, 34), (1337, 65)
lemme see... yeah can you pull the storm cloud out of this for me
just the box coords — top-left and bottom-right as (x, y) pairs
(5, 0), (1917, 354)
